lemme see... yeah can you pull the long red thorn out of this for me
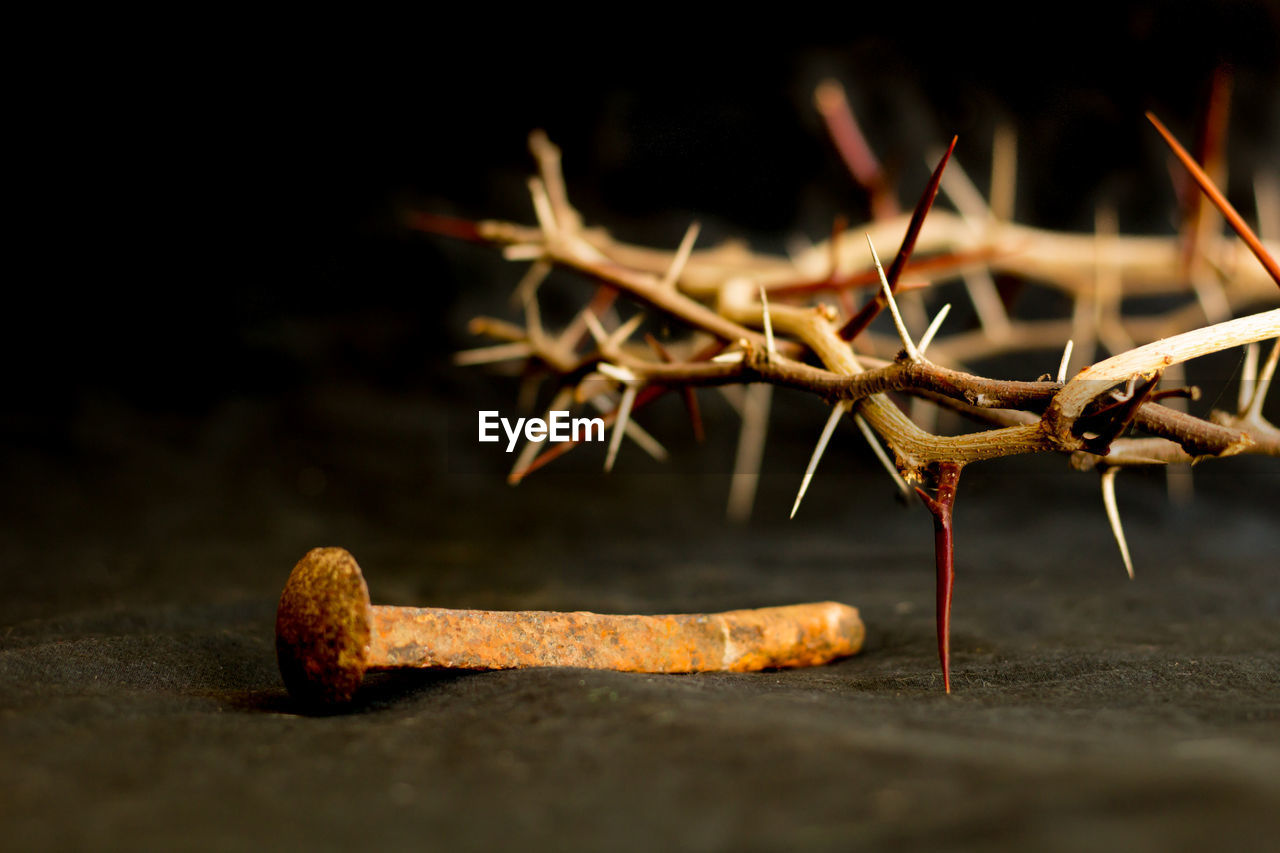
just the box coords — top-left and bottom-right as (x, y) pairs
(838, 136), (959, 341)
(1147, 111), (1280, 289)
(914, 461), (962, 694)
(404, 211), (486, 243)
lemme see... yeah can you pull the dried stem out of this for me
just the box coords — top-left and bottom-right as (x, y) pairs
(428, 105), (1280, 691)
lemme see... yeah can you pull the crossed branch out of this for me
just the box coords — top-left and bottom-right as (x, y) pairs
(419, 84), (1280, 693)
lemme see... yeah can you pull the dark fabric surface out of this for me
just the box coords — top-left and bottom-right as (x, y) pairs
(3, 387), (1278, 851)
(6, 10), (1280, 852)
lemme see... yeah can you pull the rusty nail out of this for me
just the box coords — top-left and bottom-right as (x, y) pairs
(276, 547), (865, 706)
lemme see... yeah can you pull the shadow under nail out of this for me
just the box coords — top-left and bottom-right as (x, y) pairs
(222, 669), (477, 716)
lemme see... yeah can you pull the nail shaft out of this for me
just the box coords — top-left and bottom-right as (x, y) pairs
(277, 548), (864, 706)
(367, 603), (863, 673)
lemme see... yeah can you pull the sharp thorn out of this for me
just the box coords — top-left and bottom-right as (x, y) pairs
(790, 402), (848, 519)
(1057, 339), (1075, 384)
(1247, 336), (1280, 420)
(527, 177), (559, 240)
(934, 149), (991, 231)
(1239, 342), (1260, 412)
(853, 412), (910, 498)
(1100, 467), (1135, 580)
(917, 303), (952, 355)
(866, 233), (921, 361)
(510, 388), (573, 483)
(962, 269), (1012, 341)
(590, 395), (667, 461)
(604, 385), (638, 472)
(727, 384), (773, 523)
(989, 123), (1017, 223)
(1147, 111), (1280, 290)
(660, 221), (701, 289)
(607, 312), (646, 348)
(758, 284), (776, 359)
(583, 311), (608, 346)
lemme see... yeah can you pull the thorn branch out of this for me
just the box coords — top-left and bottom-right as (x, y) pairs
(913, 461), (963, 694)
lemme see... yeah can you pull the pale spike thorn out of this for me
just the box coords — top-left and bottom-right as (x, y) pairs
(1246, 337), (1280, 421)
(989, 123), (1017, 224)
(1057, 339), (1075, 384)
(853, 412), (909, 498)
(790, 401), (849, 519)
(962, 269), (1012, 341)
(1238, 342), (1259, 412)
(527, 176), (559, 240)
(1100, 466), (1134, 580)
(660, 222), (701, 289)
(510, 387), (574, 483)
(726, 383), (773, 523)
(758, 284), (776, 359)
(917, 303), (952, 355)
(583, 310), (608, 346)
(604, 385), (638, 473)
(607, 312), (646, 348)
(865, 233), (921, 362)
(932, 149), (990, 231)
(589, 395), (668, 462)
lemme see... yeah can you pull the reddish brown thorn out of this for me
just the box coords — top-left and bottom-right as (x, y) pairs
(815, 81), (899, 220)
(646, 334), (705, 442)
(1147, 111), (1280, 289)
(913, 461), (962, 694)
(404, 210), (486, 243)
(839, 136), (959, 341)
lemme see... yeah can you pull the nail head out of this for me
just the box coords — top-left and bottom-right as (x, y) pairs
(276, 547), (373, 705)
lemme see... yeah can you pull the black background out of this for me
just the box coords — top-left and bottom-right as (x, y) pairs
(11, 6), (1280, 414)
(4, 6), (1280, 851)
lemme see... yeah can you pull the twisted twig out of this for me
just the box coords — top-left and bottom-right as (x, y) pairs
(427, 92), (1280, 691)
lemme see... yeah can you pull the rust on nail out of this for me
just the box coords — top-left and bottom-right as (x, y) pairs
(368, 601), (863, 673)
(276, 547), (865, 706)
